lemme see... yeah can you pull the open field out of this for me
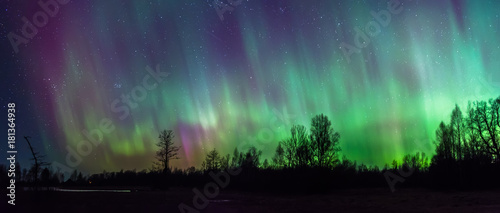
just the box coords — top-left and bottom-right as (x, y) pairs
(3, 188), (500, 212)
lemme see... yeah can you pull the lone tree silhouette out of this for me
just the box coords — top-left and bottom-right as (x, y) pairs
(155, 130), (181, 173)
(24, 136), (49, 190)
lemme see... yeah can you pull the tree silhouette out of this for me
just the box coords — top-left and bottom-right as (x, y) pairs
(220, 154), (230, 170)
(262, 159), (270, 169)
(291, 125), (311, 168)
(155, 130), (181, 173)
(272, 142), (285, 168)
(23, 136), (49, 190)
(434, 122), (453, 163)
(434, 99), (500, 164)
(283, 125), (307, 167)
(202, 148), (221, 171)
(402, 152), (428, 171)
(40, 168), (50, 185)
(467, 98), (500, 159)
(465, 102), (491, 161)
(310, 114), (341, 168)
(430, 97), (500, 187)
(450, 105), (465, 161)
(231, 147), (240, 168)
(242, 146), (262, 169)
(391, 159), (398, 170)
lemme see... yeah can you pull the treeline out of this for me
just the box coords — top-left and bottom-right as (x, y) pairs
(82, 97), (500, 191)
(0, 163), (66, 188)
(2, 97), (498, 192)
(198, 114), (342, 171)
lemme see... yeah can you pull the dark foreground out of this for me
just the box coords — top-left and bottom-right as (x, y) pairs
(3, 188), (500, 213)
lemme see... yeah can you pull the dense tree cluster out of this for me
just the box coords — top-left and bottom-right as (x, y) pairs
(431, 97), (500, 187)
(272, 114), (341, 169)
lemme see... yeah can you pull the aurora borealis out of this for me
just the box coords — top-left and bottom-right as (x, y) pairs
(1, 0), (500, 175)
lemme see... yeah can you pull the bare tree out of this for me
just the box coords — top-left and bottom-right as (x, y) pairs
(310, 114), (341, 168)
(434, 122), (453, 162)
(282, 126), (299, 167)
(24, 136), (49, 190)
(467, 98), (500, 159)
(288, 125), (310, 167)
(450, 105), (465, 161)
(155, 130), (181, 173)
(433, 97), (500, 165)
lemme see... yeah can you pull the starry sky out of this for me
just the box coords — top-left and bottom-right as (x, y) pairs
(1, 0), (499, 175)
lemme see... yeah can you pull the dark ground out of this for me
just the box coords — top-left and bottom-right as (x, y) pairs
(3, 187), (500, 213)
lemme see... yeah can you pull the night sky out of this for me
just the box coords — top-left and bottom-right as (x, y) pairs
(1, 0), (499, 175)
